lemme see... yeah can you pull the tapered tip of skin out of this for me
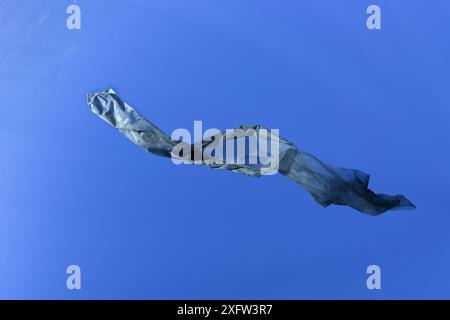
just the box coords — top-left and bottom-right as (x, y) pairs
(371, 195), (416, 215)
(87, 88), (115, 108)
(87, 89), (120, 127)
(87, 88), (116, 114)
(397, 195), (416, 211)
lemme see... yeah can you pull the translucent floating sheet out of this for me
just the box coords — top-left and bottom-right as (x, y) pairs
(87, 88), (415, 216)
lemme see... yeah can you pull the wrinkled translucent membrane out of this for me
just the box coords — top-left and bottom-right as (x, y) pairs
(87, 89), (415, 216)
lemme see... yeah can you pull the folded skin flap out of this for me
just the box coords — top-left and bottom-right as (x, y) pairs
(87, 88), (415, 216)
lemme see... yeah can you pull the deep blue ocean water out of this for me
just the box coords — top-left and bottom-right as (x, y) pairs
(1, 0), (449, 298)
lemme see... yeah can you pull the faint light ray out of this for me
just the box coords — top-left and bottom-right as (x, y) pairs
(37, 10), (53, 25)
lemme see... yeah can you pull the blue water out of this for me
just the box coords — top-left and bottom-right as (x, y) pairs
(1, 0), (449, 299)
